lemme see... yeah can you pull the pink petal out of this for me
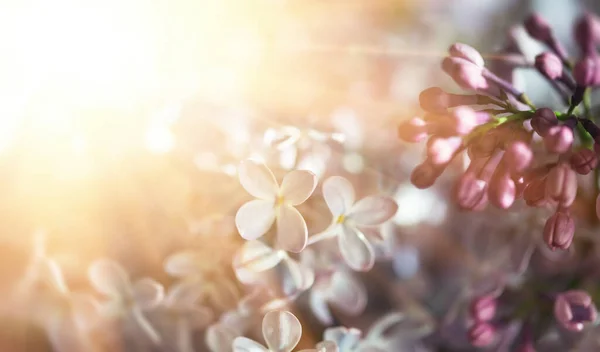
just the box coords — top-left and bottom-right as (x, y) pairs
(326, 271), (367, 315)
(262, 310), (302, 352)
(233, 337), (269, 352)
(280, 170), (317, 205)
(323, 176), (356, 217)
(132, 278), (165, 310)
(206, 324), (239, 352)
(163, 251), (203, 278)
(309, 289), (334, 325)
(277, 205), (308, 253)
(338, 225), (375, 272)
(238, 160), (278, 200)
(348, 196), (398, 226)
(281, 257), (315, 296)
(235, 200), (276, 241)
(233, 241), (285, 284)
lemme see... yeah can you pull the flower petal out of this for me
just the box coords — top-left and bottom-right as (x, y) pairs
(322, 176), (355, 217)
(348, 196), (398, 226)
(309, 289), (334, 325)
(338, 225), (375, 272)
(88, 259), (131, 297)
(70, 293), (102, 332)
(235, 200), (276, 241)
(276, 205), (308, 253)
(41, 259), (69, 294)
(185, 306), (214, 329)
(233, 241), (285, 284)
(280, 170), (317, 205)
(233, 337), (269, 352)
(281, 257), (315, 297)
(206, 324), (240, 352)
(238, 160), (278, 200)
(324, 327), (361, 351)
(326, 271), (367, 315)
(165, 280), (205, 308)
(262, 310), (302, 352)
(163, 251), (203, 278)
(132, 278), (165, 310)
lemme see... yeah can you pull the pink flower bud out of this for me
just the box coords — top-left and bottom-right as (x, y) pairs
(523, 178), (548, 207)
(570, 149), (598, 175)
(468, 322), (496, 347)
(503, 141), (533, 174)
(530, 108), (558, 137)
(574, 56), (600, 87)
(543, 210), (575, 251)
(544, 125), (573, 154)
(545, 163), (577, 207)
(488, 168), (516, 209)
(554, 290), (597, 332)
(470, 295), (497, 322)
(398, 117), (428, 143)
(535, 52), (563, 80)
(574, 13), (600, 56)
(448, 106), (480, 135)
(410, 160), (442, 189)
(468, 134), (498, 159)
(442, 57), (489, 91)
(427, 136), (462, 165)
(454, 172), (488, 211)
(449, 43), (485, 67)
(524, 13), (553, 42)
(419, 87), (449, 113)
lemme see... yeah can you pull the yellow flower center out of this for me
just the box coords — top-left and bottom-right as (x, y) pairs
(336, 214), (345, 224)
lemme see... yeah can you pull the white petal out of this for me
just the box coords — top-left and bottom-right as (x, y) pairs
(41, 259), (69, 294)
(279, 146), (298, 170)
(276, 205), (308, 253)
(309, 289), (334, 325)
(324, 327), (361, 351)
(235, 200), (276, 241)
(164, 251), (203, 278)
(348, 196), (398, 226)
(323, 176), (355, 217)
(280, 170), (317, 205)
(132, 278), (165, 310)
(233, 337), (269, 352)
(238, 160), (278, 200)
(70, 293), (102, 332)
(88, 259), (131, 297)
(262, 310), (302, 352)
(166, 280), (205, 308)
(326, 271), (367, 315)
(315, 341), (338, 352)
(338, 225), (375, 272)
(233, 241), (285, 284)
(281, 257), (315, 296)
(221, 310), (251, 334)
(206, 324), (239, 352)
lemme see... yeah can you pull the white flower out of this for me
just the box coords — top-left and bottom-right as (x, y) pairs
(233, 310), (302, 352)
(317, 176), (398, 271)
(88, 258), (164, 344)
(235, 160), (317, 253)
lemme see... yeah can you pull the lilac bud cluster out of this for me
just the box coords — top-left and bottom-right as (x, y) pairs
(401, 11), (600, 255)
(467, 295), (497, 347)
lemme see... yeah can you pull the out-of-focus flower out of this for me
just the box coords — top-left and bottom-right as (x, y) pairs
(554, 290), (598, 332)
(233, 310), (302, 352)
(468, 322), (496, 347)
(88, 258), (164, 344)
(235, 160), (317, 253)
(312, 176), (398, 271)
(469, 295), (497, 322)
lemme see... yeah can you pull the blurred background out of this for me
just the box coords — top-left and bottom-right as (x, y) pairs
(1, 0), (600, 350)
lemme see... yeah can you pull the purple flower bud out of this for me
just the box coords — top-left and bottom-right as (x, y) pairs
(570, 149), (598, 175)
(523, 178), (548, 207)
(525, 13), (553, 42)
(535, 52), (563, 80)
(454, 171), (488, 211)
(530, 108), (558, 137)
(554, 290), (597, 332)
(398, 117), (428, 143)
(468, 322), (496, 347)
(544, 125), (574, 154)
(468, 134), (498, 159)
(574, 56), (600, 87)
(410, 160), (442, 189)
(448, 106), (481, 135)
(546, 163), (577, 207)
(503, 141), (533, 174)
(449, 43), (485, 67)
(543, 210), (575, 251)
(470, 295), (497, 322)
(427, 136), (462, 165)
(574, 13), (600, 56)
(442, 57), (489, 91)
(488, 168), (516, 209)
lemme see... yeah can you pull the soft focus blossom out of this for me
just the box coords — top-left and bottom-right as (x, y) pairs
(232, 310), (302, 352)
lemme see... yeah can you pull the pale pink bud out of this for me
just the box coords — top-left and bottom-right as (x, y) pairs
(410, 160), (442, 189)
(545, 163), (577, 207)
(448, 106), (480, 135)
(574, 13), (600, 56)
(442, 57), (489, 90)
(470, 295), (497, 322)
(570, 149), (598, 175)
(454, 172), (488, 211)
(574, 56), (600, 87)
(427, 136), (462, 165)
(419, 87), (449, 113)
(468, 322), (496, 347)
(543, 210), (575, 251)
(524, 13), (553, 42)
(554, 290), (597, 332)
(488, 168), (516, 209)
(398, 117), (428, 143)
(503, 141), (533, 174)
(530, 108), (558, 137)
(449, 43), (485, 67)
(544, 125), (573, 154)
(535, 52), (563, 80)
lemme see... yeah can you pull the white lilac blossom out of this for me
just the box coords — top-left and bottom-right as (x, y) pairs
(235, 160), (317, 253)
(308, 176), (398, 271)
(232, 310), (302, 352)
(88, 258), (164, 344)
